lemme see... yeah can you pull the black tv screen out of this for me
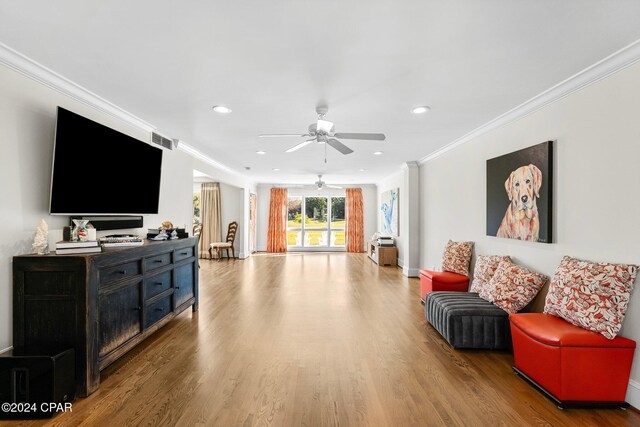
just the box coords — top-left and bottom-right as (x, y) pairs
(50, 107), (163, 215)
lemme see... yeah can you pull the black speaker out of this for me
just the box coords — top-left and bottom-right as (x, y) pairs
(62, 226), (72, 241)
(0, 347), (75, 420)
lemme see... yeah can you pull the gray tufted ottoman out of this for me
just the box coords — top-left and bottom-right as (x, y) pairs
(425, 291), (512, 350)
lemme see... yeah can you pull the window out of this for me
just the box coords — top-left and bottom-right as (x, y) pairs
(287, 195), (345, 249)
(287, 197), (302, 246)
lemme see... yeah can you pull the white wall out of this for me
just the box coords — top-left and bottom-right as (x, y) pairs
(0, 64), (195, 352)
(419, 60), (640, 403)
(256, 185), (377, 252)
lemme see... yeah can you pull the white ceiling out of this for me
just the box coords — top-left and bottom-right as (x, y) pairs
(2, 1), (640, 185)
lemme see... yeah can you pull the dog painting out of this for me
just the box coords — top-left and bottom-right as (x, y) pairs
(487, 141), (553, 243)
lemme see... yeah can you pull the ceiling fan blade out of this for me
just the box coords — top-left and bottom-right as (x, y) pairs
(333, 133), (386, 141)
(326, 184), (343, 189)
(285, 138), (316, 153)
(326, 138), (353, 155)
(259, 134), (309, 138)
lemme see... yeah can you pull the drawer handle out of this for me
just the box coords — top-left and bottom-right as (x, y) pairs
(154, 282), (163, 286)
(175, 285), (180, 290)
(153, 260), (163, 263)
(155, 308), (164, 312)
(117, 270), (126, 274)
(134, 306), (141, 311)
(180, 252), (188, 255)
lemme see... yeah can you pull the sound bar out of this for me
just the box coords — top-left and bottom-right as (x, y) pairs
(70, 216), (143, 231)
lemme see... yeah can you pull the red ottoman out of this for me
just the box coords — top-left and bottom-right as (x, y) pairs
(510, 313), (636, 409)
(419, 270), (469, 302)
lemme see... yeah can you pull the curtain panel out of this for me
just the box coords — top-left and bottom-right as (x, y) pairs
(345, 188), (365, 253)
(199, 182), (222, 259)
(267, 188), (288, 253)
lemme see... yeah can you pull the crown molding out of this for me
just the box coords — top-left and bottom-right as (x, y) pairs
(0, 42), (155, 132)
(177, 142), (240, 175)
(419, 38), (640, 165)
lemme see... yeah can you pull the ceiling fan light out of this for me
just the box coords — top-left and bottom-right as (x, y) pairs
(316, 119), (334, 134)
(212, 105), (232, 114)
(256, 150), (266, 155)
(373, 151), (384, 155)
(411, 106), (430, 114)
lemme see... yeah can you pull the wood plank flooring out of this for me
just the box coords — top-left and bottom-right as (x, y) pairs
(2, 253), (639, 426)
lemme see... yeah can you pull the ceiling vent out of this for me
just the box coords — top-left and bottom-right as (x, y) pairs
(151, 131), (173, 150)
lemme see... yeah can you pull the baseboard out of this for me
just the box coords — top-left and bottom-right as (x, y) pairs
(0, 346), (13, 355)
(402, 267), (420, 277)
(626, 379), (640, 410)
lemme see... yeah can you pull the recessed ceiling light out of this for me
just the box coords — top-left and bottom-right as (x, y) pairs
(256, 150), (266, 155)
(373, 151), (384, 155)
(359, 168), (366, 172)
(212, 105), (232, 114)
(411, 106), (431, 114)
(272, 168), (280, 171)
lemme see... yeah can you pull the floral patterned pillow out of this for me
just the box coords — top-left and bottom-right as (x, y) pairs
(480, 260), (547, 314)
(470, 255), (511, 293)
(544, 256), (638, 339)
(441, 240), (474, 276)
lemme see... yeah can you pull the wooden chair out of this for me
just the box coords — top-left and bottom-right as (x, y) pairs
(209, 221), (238, 259)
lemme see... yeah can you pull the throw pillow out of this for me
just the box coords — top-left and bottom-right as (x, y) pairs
(485, 260), (547, 313)
(544, 256), (638, 339)
(470, 255), (511, 293)
(441, 240), (474, 276)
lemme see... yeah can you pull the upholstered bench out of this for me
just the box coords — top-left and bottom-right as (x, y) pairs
(510, 313), (636, 408)
(419, 269), (469, 302)
(425, 292), (512, 350)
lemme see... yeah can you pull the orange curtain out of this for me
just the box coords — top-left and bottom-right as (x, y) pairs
(267, 188), (288, 253)
(345, 188), (365, 253)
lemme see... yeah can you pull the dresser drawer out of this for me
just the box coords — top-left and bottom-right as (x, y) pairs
(145, 270), (172, 300)
(174, 246), (194, 262)
(145, 252), (171, 272)
(144, 295), (172, 329)
(99, 261), (141, 286)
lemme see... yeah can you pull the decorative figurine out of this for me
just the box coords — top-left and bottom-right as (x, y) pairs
(32, 219), (50, 255)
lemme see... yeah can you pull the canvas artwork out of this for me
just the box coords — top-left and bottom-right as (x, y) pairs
(380, 188), (399, 236)
(249, 193), (257, 253)
(486, 141), (553, 243)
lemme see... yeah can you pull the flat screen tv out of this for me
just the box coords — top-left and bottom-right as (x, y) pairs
(49, 107), (163, 215)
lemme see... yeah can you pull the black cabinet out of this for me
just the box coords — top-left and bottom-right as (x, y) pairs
(13, 238), (198, 396)
(98, 282), (142, 358)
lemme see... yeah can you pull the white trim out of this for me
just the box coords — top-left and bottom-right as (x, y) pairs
(419, 38), (640, 164)
(0, 42), (155, 132)
(626, 379), (640, 410)
(0, 346), (13, 355)
(177, 142), (240, 175)
(403, 267), (420, 277)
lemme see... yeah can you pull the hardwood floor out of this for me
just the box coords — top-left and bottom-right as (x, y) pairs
(3, 253), (639, 426)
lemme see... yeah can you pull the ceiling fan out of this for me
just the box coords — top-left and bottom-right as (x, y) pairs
(314, 175), (342, 190)
(259, 106), (385, 155)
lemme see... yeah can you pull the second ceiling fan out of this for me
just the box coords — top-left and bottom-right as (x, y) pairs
(259, 106), (385, 155)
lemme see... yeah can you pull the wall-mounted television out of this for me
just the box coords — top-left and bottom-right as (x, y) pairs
(49, 107), (163, 215)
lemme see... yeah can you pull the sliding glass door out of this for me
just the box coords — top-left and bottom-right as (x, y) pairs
(287, 196), (345, 250)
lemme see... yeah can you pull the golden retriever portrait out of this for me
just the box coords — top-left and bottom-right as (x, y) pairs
(496, 164), (542, 241)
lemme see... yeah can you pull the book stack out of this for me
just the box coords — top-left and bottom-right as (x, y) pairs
(56, 240), (102, 255)
(377, 236), (395, 247)
(99, 235), (144, 248)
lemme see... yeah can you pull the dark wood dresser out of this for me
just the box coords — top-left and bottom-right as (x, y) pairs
(12, 237), (199, 396)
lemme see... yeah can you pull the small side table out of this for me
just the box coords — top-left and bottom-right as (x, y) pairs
(367, 240), (397, 266)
